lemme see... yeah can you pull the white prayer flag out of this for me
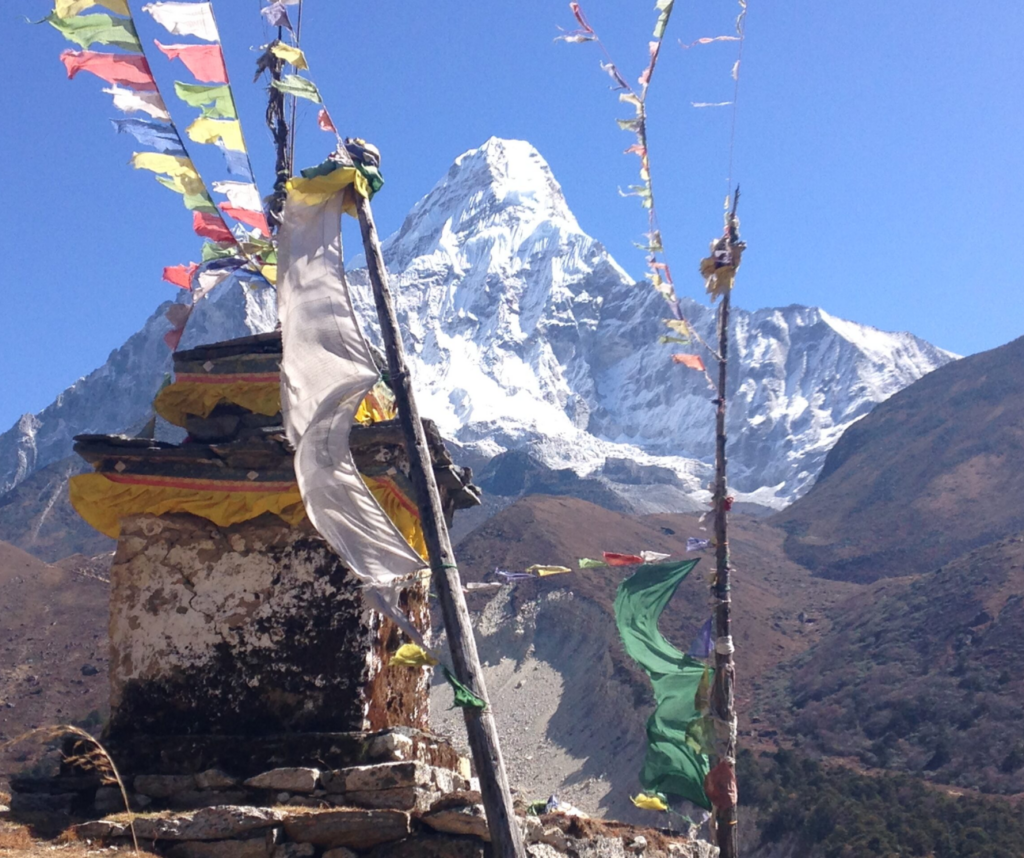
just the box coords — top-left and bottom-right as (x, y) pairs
(103, 85), (171, 121)
(142, 2), (220, 42)
(212, 181), (262, 212)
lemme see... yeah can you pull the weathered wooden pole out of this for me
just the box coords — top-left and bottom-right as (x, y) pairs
(709, 190), (741, 858)
(352, 188), (527, 858)
(265, 34), (290, 231)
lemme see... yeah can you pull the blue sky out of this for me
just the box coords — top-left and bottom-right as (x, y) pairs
(1, 0), (1022, 431)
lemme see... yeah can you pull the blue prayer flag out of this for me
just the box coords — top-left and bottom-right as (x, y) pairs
(111, 118), (185, 156)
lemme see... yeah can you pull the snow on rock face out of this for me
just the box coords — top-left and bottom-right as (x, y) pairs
(0, 137), (954, 509)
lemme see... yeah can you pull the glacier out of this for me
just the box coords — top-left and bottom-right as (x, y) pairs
(0, 137), (955, 510)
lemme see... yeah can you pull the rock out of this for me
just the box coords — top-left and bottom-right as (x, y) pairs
(366, 836), (487, 858)
(9, 793), (74, 813)
(456, 757), (472, 780)
(126, 807), (285, 841)
(135, 774), (197, 798)
(527, 846), (561, 858)
(74, 820), (129, 840)
(94, 786), (130, 814)
(282, 809), (410, 850)
(167, 840), (270, 858)
(330, 787), (440, 812)
(81, 664), (100, 676)
(195, 769), (239, 790)
(538, 827), (568, 851)
(422, 803), (489, 841)
(167, 791), (252, 810)
(322, 849), (358, 858)
(276, 793), (292, 804)
(368, 732), (414, 762)
(323, 761), (461, 795)
(272, 844), (315, 858)
(244, 768), (320, 794)
(629, 835), (648, 853)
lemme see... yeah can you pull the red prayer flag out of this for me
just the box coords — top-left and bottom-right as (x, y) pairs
(60, 50), (156, 90)
(192, 211), (234, 243)
(317, 109), (336, 133)
(218, 204), (270, 237)
(155, 41), (228, 84)
(603, 552), (645, 567)
(673, 354), (706, 372)
(162, 263), (198, 290)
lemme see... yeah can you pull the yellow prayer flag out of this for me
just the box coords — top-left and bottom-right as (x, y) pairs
(55, 0), (130, 17)
(259, 264), (277, 285)
(631, 793), (669, 812)
(130, 151), (198, 180)
(269, 42), (308, 70)
(286, 166), (370, 214)
(186, 117), (246, 153)
(390, 643), (439, 668)
(526, 565), (573, 577)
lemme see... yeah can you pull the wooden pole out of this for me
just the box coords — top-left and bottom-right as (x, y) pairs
(710, 190), (741, 858)
(352, 191), (527, 858)
(266, 33), (290, 231)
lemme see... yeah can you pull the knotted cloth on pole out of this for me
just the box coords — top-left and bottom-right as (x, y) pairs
(276, 181), (425, 620)
(614, 558), (712, 809)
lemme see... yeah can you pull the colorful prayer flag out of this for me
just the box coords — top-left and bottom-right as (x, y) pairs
(526, 565), (572, 577)
(631, 793), (669, 812)
(60, 50), (155, 90)
(130, 151), (199, 184)
(173, 81), (236, 118)
(269, 42), (307, 69)
(261, 1), (292, 29)
(186, 116), (245, 152)
(317, 109), (336, 133)
(111, 118), (185, 155)
(271, 74), (321, 103)
(640, 551), (672, 563)
(55, 0), (130, 17)
(672, 353), (706, 371)
(687, 617), (714, 659)
(216, 141), (251, 177)
(603, 552), (645, 567)
(192, 211), (234, 243)
(162, 263), (198, 290)
(686, 537), (710, 552)
(44, 12), (142, 52)
(211, 181), (261, 210)
(218, 204), (269, 237)
(155, 41), (228, 83)
(390, 643), (438, 668)
(104, 85), (170, 120)
(142, 2), (219, 42)
(578, 558), (608, 569)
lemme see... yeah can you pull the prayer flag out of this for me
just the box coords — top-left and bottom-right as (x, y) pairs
(615, 559), (711, 809)
(686, 537), (710, 552)
(155, 41), (228, 83)
(271, 74), (321, 103)
(494, 570), (535, 582)
(390, 643), (438, 668)
(317, 109), (336, 133)
(60, 50), (155, 90)
(45, 12), (142, 52)
(104, 85), (170, 120)
(443, 667), (487, 711)
(673, 353), (706, 371)
(130, 151), (199, 183)
(200, 240), (236, 262)
(578, 558), (608, 569)
(631, 793), (669, 812)
(687, 617), (714, 659)
(186, 116), (245, 152)
(219, 204), (269, 237)
(173, 81), (236, 118)
(641, 551), (672, 563)
(55, 0), (130, 17)
(603, 552), (645, 567)
(269, 42), (307, 69)
(526, 565), (572, 577)
(215, 141), (251, 177)
(212, 181), (261, 210)
(111, 118), (184, 155)
(142, 2), (219, 42)
(192, 211), (234, 242)
(261, 1), (292, 29)
(162, 263), (198, 290)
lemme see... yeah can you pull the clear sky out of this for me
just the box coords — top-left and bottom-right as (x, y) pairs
(1, 1), (1022, 432)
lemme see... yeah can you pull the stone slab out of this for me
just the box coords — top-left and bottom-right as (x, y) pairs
(195, 770), (239, 790)
(422, 803), (490, 841)
(166, 839), (270, 858)
(322, 761), (461, 795)
(327, 786), (441, 812)
(282, 809), (410, 850)
(135, 774), (197, 798)
(74, 807), (285, 842)
(244, 768), (320, 794)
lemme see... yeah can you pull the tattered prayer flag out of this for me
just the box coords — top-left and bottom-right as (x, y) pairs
(186, 116), (245, 152)
(212, 181), (261, 211)
(55, 0), (130, 17)
(465, 582), (503, 593)
(691, 101), (733, 108)
(673, 354), (706, 371)
(641, 551), (671, 563)
(216, 141), (252, 178)
(60, 50), (155, 90)
(162, 263), (197, 290)
(163, 302), (191, 350)
(111, 118), (184, 155)
(130, 151), (198, 183)
(526, 565), (572, 577)
(494, 570), (535, 582)
(687, 617), (714, 659)
(261, 1), (292, 29)
(142, 2), (219, 42)
(219, 204), (269, 237)
(271, 74), (321, 103)
(45, 12), (142, 52)
(317, 109), (336, 133)
(269, 42), (307, 69)
(686, 537), (710, 552)
(192, 259), (241, 299)
(167, 182), (217, 213)
(681, 35), (741, 49)
(578, 558), (608, 569)
(174, 81), (236, 119)
(390, 643), (438, 668)
(200, 240), (236, 262)
(603, 552), (645, 567)
(442, 667), (487, 712)
(155, 41), (228, 83)
(192, 211), (234, 243)
(104, 85), (170, 120)
(631, 793), (669, 812)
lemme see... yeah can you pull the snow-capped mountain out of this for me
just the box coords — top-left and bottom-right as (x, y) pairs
(0, 138), (955, 509)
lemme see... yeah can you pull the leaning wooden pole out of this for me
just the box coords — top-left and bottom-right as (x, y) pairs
(709, 190), (741, 858)
(353, 192), (527, 858)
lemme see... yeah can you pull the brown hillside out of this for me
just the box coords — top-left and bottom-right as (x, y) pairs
(780, 532), (1024, 795)
(772, 335), (1024, 582)
(0, 542), (109, 787)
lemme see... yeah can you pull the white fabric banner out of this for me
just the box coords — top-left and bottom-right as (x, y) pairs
(277, 189), (426, 604)
(104, 85), (171, 121)
(142, 2), (219, 42)
(212, 181), (262, 212)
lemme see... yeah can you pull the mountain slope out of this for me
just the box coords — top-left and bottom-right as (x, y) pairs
(773, 334), (1024, 581)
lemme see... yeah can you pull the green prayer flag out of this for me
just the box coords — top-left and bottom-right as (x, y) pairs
(614, 559), (711, 809)
(44, 11), (141, 51)
(578, 558), (609, 569)
(442, 667), (487, 712)
(201, 241), (237, 262)
(271, 74), (322, 104)
(154, 175), (217, 213)
(174, 82), (237, 120)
